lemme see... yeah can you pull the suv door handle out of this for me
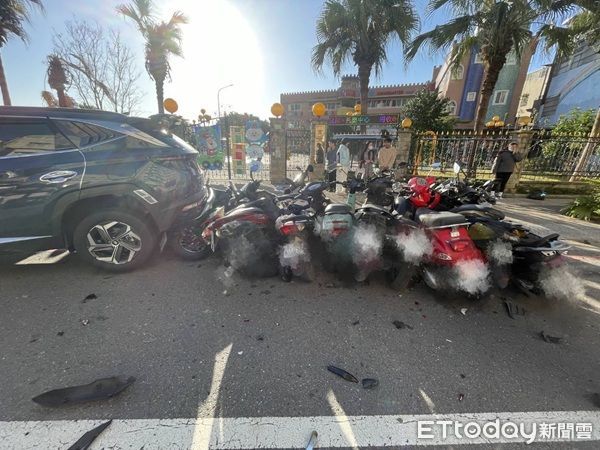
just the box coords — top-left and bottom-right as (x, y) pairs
(40, 171), (78, 184)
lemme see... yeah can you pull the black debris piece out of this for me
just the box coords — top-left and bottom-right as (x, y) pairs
(67, 420), (112, 450)
(327, 365), (359, 383)
(362, 378), (379, 389)
(351, 320), (360, 326)
(29, 336), (39, 343)
(392, 320), (413, 330)
(82, 294), (97, 303)
(504, 300), (525, 319)
(592, 393), (600, 409)
(540, 331), (562, 344)
(458, 393), (464, 402)
(460, 374), (466, 379)
(256, 335), (264, 341)
(57, 331), (64, 337)
(583, 240), (591, 245)
(306, 430), (318, 450)
(32, 376), (135, 407)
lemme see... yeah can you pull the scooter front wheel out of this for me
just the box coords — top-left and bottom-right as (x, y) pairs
(168, 225), (212, 261)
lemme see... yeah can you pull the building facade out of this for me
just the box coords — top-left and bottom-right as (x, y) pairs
(516, 66), (552, 118)
(280, 73), (437, 129)
(435, 43), (536, 128)
(538, 40), (600, 125)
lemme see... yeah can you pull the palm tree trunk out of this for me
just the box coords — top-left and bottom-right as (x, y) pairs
(56, 88), (68, 107)
(569, 107), (600, 182)
(0, 53), (12, 106)
(155, 78), (165, 114)
(358, 63), (371, 133)
(473, 62), (503, 132)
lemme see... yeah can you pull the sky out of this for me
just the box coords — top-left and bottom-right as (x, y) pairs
(2, 0), (552, 120)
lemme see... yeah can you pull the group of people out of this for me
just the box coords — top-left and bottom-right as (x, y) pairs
(314, 138), (400, 189)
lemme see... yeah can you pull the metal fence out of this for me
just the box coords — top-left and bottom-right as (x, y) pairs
(285, 129), (312, 176)
(410, 130), (600, 181)
(522, 131), (600, 181)
(410, 130), (511, 178)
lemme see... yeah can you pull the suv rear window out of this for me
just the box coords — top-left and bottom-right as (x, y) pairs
(52, 120), (118, 147)
(0, 118), (74, 156)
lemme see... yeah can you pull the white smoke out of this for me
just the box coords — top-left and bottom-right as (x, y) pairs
(539, 266), (585, 301)
(279, 239), (310, 273)
(395, 229), (433, 264)
(352, 224), (383, 281)
(452, 259), (491, 295)
(487, 240), (514, 265)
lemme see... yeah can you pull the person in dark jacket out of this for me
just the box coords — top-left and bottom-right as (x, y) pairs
(315, 142), (325, 164)
(491, 142), (523, 197)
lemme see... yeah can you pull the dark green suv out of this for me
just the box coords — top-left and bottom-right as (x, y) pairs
(0, 107), (206, 271)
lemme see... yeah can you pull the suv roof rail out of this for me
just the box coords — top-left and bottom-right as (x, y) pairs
(0, 106), (129, 122)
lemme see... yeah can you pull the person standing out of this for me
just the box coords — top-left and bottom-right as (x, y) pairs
(336, 139), (350, 193)
(312, 142), (325, 181)
(491, 141), (523, 198)
(315, 142), (325, 164)
(377, 137), (397, 171)
(326, 140), (337, 191)
(359, 141), (376, 179)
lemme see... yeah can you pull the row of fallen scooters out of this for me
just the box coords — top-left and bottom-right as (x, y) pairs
(169, 163), (570, 296)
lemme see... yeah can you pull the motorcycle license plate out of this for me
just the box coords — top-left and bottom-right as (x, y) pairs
(450, 227), (460, 238)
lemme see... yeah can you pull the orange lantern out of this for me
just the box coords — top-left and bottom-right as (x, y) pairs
(163, 98), (178, 114)
(270, 102), (284, 117)
(312, 102), (326, 117)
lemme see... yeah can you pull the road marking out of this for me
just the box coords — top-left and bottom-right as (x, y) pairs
(1, 411), (599, 449)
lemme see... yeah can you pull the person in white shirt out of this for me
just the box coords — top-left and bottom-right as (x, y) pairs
(336, 139), (350, 193)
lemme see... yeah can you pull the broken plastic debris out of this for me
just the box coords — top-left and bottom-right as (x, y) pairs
(362, 378), (379, 389)
(458, 393), (464, 402)
(82, 293), (97, 303)
(351, 320), (360, 326)
(32, 376), (135, 407)
(305, 431), (318, 450)
(392, 320), (413, 330)
(540, 331), (562, 344)
(237, 351), (243, 355)
(57, 331), (64, 337)
(327, 365), (358, 383)
(504, 300), (525, 319)
(67, 420), (112, 450)
(460, 308), (467, 316)
(256, 335), (264, 341)
(81, 319), (90, 326)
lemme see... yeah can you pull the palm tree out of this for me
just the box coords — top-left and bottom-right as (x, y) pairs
(405, 0), (579, 131)
(46, 54), (69, 107)
(117, 0), (187, 114)
(312, 0), (418, 116)
(0, 0), (44, 105)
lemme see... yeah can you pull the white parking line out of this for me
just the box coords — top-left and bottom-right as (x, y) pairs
(1, 411), (599, 449)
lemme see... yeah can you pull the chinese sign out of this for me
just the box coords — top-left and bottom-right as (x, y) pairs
(328, 114), (400, 126)
(229, 126), (246, 176)
(192, 124), (223, 170)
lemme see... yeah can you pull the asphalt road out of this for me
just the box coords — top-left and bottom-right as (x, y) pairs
(0, 198), (599, 449)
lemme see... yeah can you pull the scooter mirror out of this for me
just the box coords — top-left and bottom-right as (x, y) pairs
(453, 162), (461, 174)
(431, 162), (442, 169)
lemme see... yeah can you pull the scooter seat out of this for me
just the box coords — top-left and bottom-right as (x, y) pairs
(451, 204), (505, 220)
(521, 233), (560, 247)
(324, 203), (353, 215)
(415, 208), (466, 228)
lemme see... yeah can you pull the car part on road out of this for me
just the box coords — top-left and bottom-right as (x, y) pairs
(327, 365), (359, 383)
(82, 293), (97, 303)
(305, 430), (318, 450)
(392, 320), (413, 330)
(362, 378), (379, 389)
(540, 331), (562, 344)
(504, 300), (525, 319)
(32, 376), (135, 407)
(67, 420), (112, 450)
(460, 308), (468, 315)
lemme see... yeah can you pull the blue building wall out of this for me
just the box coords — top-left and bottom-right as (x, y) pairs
(458, 51), (483, 121)
(486, 56), (521, 121)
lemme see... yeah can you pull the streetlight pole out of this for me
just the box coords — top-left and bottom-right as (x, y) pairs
(217, 83), (234, 120)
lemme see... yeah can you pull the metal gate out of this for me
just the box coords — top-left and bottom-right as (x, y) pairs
(285, 129), (312, 175)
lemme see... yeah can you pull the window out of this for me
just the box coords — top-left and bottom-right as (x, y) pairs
(288, 103), (301, 111)
(492, 90), (509, 105)
(466, 91), (477, 102)
(451, 64), (464, 80)
(446, 100), (457, 115)
(53, 120), (117, 147)
(520, 93), (529, 107)
(474, 52), (483, 64)
(0, 119), (74, 157)
(506, 53), (517, 65)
